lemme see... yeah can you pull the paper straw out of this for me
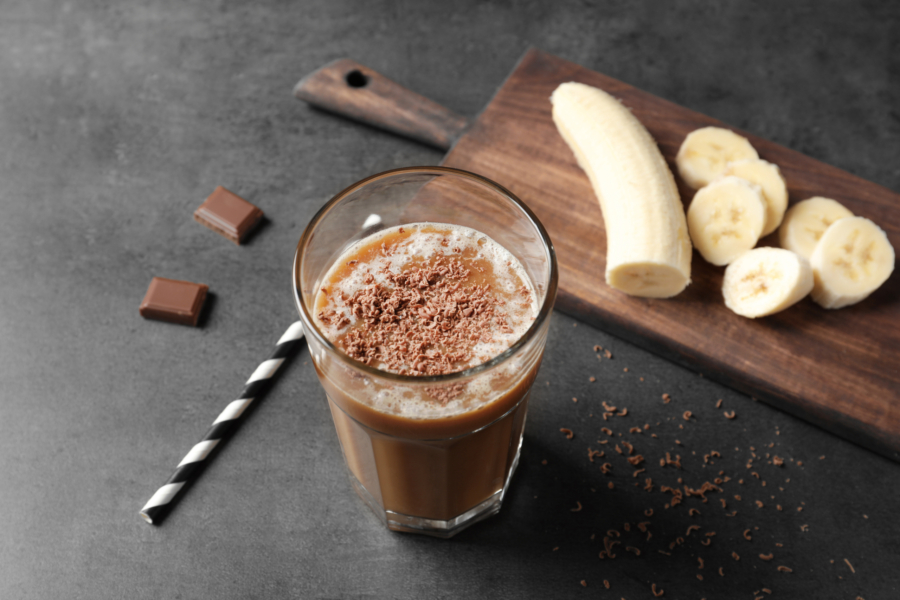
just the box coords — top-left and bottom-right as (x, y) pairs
(140, 321), (306, 525)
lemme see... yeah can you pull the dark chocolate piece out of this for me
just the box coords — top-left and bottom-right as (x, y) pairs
(139, 277), (209, 326)
(193, 186), (263, 244)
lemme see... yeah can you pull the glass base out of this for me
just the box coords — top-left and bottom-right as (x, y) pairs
(348, 434), (524, 539)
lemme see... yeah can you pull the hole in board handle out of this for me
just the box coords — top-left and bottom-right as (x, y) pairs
(345, 70), (368, 88)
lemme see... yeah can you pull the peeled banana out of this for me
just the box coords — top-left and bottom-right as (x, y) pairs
(551, 82), (692, 298)
(724, 159), (788, 236)
(779, 197), (854, 260)
(809, 216), (895, 309)
(722, 247), (814, 318)
(687, 176), (767, 266)
(676, 126), (758, 190)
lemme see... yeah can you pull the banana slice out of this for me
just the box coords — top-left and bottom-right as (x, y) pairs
(722, 247), (814, 318)
(551, 82), (692, 298)
(676, 126), (759, 189)
(778, 197), (854, 260)
(724, 159), (788, 236)
(809, 216), (895, 309)
(687, 176), (767, 266)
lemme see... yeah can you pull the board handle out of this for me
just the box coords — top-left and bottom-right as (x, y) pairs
(293, 59), (470, 151)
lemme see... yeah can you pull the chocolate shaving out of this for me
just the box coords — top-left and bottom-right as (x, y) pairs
(560, 428), (574, 439)
(324, 250), (529, 381)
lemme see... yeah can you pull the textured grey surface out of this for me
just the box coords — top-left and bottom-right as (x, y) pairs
(0, 1), (898, 598)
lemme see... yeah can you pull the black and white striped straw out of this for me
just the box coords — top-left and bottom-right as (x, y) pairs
(140, 321), (306, 525)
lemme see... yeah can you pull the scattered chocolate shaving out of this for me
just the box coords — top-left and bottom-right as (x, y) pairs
(633, 468), (646, 477)
(621, 441), (634, 455)
(756, 500), (764, 508)
(718, 567), (725, 576)
(701, 538), (712, 546)
(777, 566), (793, 573)
(601, 427), (613, 436)
(760, 553), (773, 561)
(698, 557), (705, 569)
(644, 478), (654, 492)
(662, 452), (682, 469)
(732, 552), (740, 560)
(620, 408), (629, 416)
(627, 455), (644, 467)
(689, 508), (700, 517)
(571, 501), (582, 512)
(327, 251), (526, 378)
(762, 588), (772, 594)
(844, 558), (856, 573)
(630, 427), (643, 433)
(682, 411), (692, 421)
(602, 536), (620, 558)
(773, 456), (784, 466)
(662, 393), (671, 403)
(697, 574), (703, 581)
(604, 349), (612, 359)
(608, 482), (615, 490)
(603, 580), (610, 589)
(716, 398), (723, 408)
(601, 463), (612, 475)
(743, 529), (752, 541)
(626, 546), (641, 556)
(724, 411), (736, 419)
(684, 481), (721, 502)
(589, 376), (596, 382)
(572, 397), (578, 403)
(644, 508), (654, 517)
(560, 428), (574, 439)
(686, 525), (700, 536)
(651, 583), (664, 597)
(580, 580), (587, 587)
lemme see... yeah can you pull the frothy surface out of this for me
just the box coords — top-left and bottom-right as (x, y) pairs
(313, 223), (539, 418)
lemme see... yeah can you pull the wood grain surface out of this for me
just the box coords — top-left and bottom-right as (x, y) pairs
(439, 49), (900, 461)
(295, 58), (470, 151)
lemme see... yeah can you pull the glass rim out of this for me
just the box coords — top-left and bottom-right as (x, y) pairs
(292, 165), (558, 385)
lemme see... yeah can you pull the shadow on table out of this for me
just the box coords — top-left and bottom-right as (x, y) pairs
(386, 434), (803, 598)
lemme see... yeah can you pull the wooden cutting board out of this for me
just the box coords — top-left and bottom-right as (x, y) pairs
(295, 48), (900, 461)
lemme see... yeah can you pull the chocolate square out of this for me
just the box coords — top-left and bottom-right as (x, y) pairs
(193, 186), (263, 244)
(139, 277), (209, 326)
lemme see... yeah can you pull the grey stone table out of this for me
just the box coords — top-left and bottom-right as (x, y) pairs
(1, 1), (897, 598)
